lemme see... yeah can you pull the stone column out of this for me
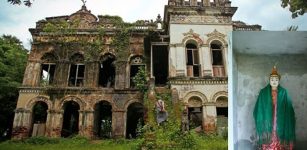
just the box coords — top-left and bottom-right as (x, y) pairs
(176, 46), (186, 76)
(12, 108), (31, 139)
(115, 61), (127, 89)
(45, 109), (52, 137)
(78, 110), (94, 139)
(203, 103), (217, 132)
(201, 46), (213, 77)
(22, 61), (41, 86)
(84, 62), (99, 87)
(191, 0), (197, 6)
(112, 110), (126, 138)
(202, 0), (210, 6)
(223, 46), (228, 77)
(55, 60), (70, 87)
(169, 45), (177, 77)
(48, 110), (63, 138)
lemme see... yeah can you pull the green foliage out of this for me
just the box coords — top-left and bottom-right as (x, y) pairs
(132, 66), (147, 93)
(111, 28), (130, 60)
(23, 136), (60, 145)
(281, 0), (307, 18)
(42, 21), (75, 34)
(83, 40), (104, 61)
(0, 35), (27, 139)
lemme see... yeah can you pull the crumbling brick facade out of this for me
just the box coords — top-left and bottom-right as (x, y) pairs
(12, 1), (261, 139)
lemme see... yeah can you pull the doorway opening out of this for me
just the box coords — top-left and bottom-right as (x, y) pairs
(126, 102), (144, 139)
(61, 101), (80, 137)
(152, 45), (168, 86)
(30, 101), (48, 137)
(94, 101), (112, 139)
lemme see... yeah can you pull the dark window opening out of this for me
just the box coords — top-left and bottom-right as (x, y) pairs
(40, 64), (56, 85)
(153, 45), (168, 86)
(186, 43), (200, 77)
(126, 103), (144, 139)
(94, 101), (112, 139)
(216, 107), (228, 129)
(69, 64), (85, 87)
(217, 107), (228, 117)
(99, 55), (115, 88)
(188, 107), (203, 130)
(30, 101), (48, 137)
(211, 42), (225, 77)
(61, 101), (80, 138)
(130, 65), (144, 88)
(211, 43), (223, 65)
(212, 50), (223, 65)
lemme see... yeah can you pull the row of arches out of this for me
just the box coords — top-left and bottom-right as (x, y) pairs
(183, 92), (228, 131)
(29, 100), (144, 139)
(185, 39), (225, 77)
(40, 52), (144, 88)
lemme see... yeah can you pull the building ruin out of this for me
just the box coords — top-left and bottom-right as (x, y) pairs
(12, 0), (261, 139)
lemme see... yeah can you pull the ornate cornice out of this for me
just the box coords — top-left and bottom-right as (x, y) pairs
(169, 78), (228, 85)
(207, 29), (226, 39)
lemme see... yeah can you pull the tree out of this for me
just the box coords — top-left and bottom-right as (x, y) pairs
(281, 0), (307, 18)
(286, 25), (299, 31)
(7, 0), (33, 6)
(0, 35), (28, 140)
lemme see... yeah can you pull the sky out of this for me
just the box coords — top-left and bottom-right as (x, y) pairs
(0, 0), (306, 50)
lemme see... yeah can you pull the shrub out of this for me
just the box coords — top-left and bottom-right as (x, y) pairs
(23, 136), (60, 145)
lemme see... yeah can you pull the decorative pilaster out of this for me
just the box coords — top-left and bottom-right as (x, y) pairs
(12, 108), (31, 139)
(112, 110), (126, 138)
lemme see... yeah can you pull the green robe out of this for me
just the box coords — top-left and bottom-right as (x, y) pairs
(253, 84), (295, 144)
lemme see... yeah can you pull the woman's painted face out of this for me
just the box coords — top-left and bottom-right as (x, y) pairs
(270, 76), (279, 88)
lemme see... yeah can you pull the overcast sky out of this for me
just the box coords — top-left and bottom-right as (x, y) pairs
(0, 0), (306, 49)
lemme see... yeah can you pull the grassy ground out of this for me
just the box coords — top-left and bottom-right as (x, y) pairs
(0, 135), (227, 150)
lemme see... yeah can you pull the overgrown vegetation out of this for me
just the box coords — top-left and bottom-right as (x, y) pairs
(130, 66), (227, 149)
(0, 134), (227, 150)
(0, 35), (28, 141)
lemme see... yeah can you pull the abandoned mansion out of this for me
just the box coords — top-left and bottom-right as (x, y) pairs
(12, 0), (261, 139)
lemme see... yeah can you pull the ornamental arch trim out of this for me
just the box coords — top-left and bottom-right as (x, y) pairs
(26, 96), (52, 111)
(59, 95), (86, 111)
(91, 99), (115, 111)
(183, 91), (208, 105)
(124, 99), (143, 110)
(211, 91), (228, 102)
(182, 29), (203, 47)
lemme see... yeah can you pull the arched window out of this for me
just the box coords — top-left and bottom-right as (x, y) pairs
(40, 53), (57, 85)
(69, 53), (85, 87)
(211, 41), (225, 77)
(186, 43), (200, 77)
(99, 54), (116, 88)
(130, 56), (145, 88)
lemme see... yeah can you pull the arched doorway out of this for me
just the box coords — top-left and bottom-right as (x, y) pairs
(187, 96), (203, 130)
(30, 101), (48, 137)
(216, 96), (228, 131)
(61, 101), (80, 137)
(93, 101), (112, 139)
(126, 102), (144, 139)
